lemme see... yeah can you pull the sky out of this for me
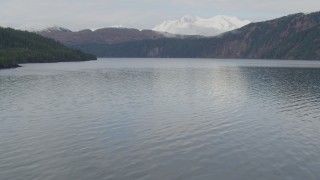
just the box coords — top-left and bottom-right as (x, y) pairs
(1, 0), (320, 31)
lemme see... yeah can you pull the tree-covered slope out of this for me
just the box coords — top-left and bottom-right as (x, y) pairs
(0, 27), (96, 68)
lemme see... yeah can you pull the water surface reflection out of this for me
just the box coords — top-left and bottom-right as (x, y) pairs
(1, 59), (320, 180)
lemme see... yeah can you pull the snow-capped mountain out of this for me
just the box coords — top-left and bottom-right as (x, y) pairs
(153, 15), (251, 36)
(18, 24), (72, 32)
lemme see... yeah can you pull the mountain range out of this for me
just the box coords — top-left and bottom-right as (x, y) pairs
(69, 11), (320, 60)
(18, 15), (249, 46)
(153, 15), (250, 36)
(14, 11), (320, 60)
(36, 28), (173, 46)
(19, 15), (250, 37)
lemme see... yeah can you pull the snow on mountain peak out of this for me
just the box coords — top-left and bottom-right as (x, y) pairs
(17, 24), (72, 32)
(180, 15), (199, 23)
(42, 26), (72, 32)
(153, 15), (251, 36)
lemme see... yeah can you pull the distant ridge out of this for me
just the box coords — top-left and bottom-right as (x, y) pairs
(18, 24), (72, 33)
(36, 27), (175, 46)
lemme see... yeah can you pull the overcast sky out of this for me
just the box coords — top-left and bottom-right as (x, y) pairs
(1, 0), (320, 31)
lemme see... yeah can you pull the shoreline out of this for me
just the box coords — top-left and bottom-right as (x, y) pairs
(0, 64), (21, 70)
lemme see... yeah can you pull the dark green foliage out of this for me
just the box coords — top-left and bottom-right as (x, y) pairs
(0, 27), (96, 68)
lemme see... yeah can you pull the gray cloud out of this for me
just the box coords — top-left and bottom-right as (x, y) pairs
(1, 0), (319, 30)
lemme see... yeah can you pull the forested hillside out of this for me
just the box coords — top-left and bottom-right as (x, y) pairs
(0, 27), (96, 69)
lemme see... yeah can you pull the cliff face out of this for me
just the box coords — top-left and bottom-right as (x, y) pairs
(203, 12), (320, 59)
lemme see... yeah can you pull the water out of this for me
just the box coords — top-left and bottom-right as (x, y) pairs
(1, 58), (320, 180)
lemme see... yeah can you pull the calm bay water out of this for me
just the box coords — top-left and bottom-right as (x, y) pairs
(1, 58), (320, 180)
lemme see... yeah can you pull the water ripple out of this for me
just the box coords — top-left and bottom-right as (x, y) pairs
(1, 59), (320, 180)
